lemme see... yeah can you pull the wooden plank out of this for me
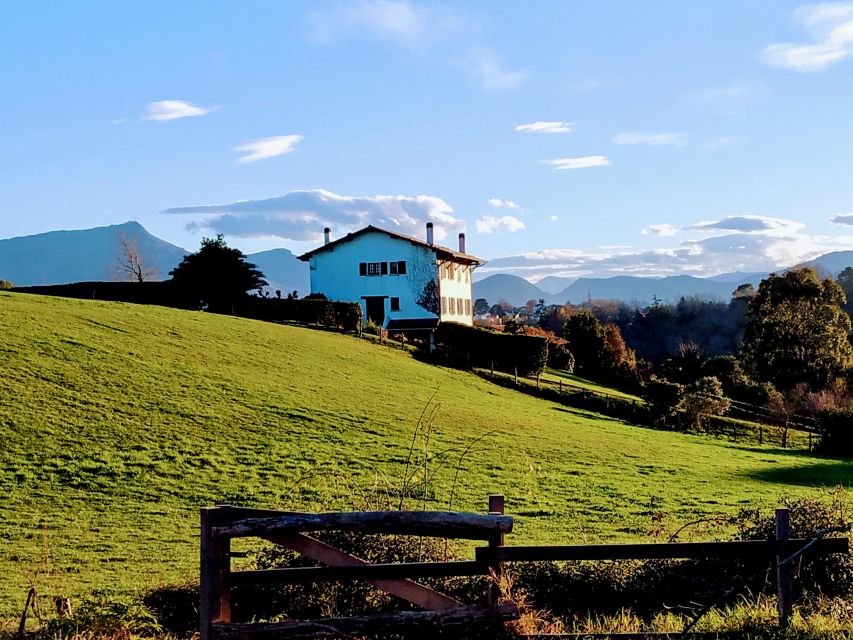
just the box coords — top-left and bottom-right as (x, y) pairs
(263, 532), (462, 611)
(230, 560), (488, 584)
(487, 494), (505, 606)
(200, 508), (231, 640)
(213, 510), (513, 540)
(211, 602), (519, 640)
(776, 509), (793, 627)
(476, 538), (848, 563)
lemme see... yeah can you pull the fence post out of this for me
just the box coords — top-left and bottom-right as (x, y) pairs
(200, 507), (231, 640)
(487, 494), (505, 606)
(775, 508), (793, 628)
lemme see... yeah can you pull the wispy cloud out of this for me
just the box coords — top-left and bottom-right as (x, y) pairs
(543, 156), (610, 170)
(691, 84), (754, 116)
(549, 215), (559, 221)
(488, 198), (520, 210)
(642, 224), (679, 237)
(613, 132), (686, 146)
(703, 137), (737, 150)
(307, 1), (525, 90)
(689, 215), (799, 233)
(466, 46), (527, 90)
(760, 3), (853, 71)
(307, 0), (449, 49)
(515, 121), (573, 134)
(475, 215), (525, 234)
(830, 212), (853, 225)
(164, 189), (464, 241)
(142, 100), (215, 121)
(233, 135), (303, 163)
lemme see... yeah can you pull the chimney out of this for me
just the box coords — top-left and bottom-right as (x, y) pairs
(426, 222), (434, 246)
(458, 232), (466, 253)
(323, 227), (331, 245)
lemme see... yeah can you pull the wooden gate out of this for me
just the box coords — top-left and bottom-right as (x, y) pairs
(200, 496), (516, 639)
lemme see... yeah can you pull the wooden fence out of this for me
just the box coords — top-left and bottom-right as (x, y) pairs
(200, 496), (848, 639)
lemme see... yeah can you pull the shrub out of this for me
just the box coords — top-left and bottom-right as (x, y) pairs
(435, 322), (548, 376)
(815, 407), (853, 457)
(644, 378), (685, 426)
(683, 376), (731, 430)
(0, 279), (13, 289)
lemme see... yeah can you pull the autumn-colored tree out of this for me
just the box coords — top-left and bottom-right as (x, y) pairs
(742, 268), (853, 391)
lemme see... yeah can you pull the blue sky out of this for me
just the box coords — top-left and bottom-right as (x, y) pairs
(2, 1), (853, 280)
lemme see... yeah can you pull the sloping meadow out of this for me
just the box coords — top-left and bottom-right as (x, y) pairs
(1, 291), (851, 618)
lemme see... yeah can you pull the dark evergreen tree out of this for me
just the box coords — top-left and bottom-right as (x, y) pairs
(169, 235), (267, 312)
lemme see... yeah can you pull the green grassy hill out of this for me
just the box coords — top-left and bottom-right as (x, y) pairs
(1, 292), (851, 617)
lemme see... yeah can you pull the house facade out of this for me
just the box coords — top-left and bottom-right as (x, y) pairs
(298, 223), (484, 331)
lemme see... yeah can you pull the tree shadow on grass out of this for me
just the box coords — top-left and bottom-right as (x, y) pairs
(741, 461), (853, 487)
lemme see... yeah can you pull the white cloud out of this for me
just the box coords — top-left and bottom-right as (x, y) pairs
(515, 121), (574, 134)
(642, 224), (679, 237)
(831, 212), (853, 225)
(689, 215), (801, 234)
(760, 3), (853, 71)
(163, 189), (464, 242)
(233, 135), (303, 163)
(142, 100), (214, 121)
(549, 215), (559, 221)
(543, 156), (610, 170)
(488, 198), (520, 210)
(475, 215), (525, 234)
(613, 132), (686, 146)
(479, 214), (853, 281)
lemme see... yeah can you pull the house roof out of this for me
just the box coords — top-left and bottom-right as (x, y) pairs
(297, 225), (485, 265)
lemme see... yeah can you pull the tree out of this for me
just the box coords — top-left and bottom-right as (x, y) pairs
(742, 268), (853, 392)
(169, 235), (267, 312)
(563, 310), (606, 376)
(0, 280), (13, 290)
(682, 376), (731, 430)
(644, 378), (685, 426)
(116, 231), (157, 282)
(473, 298), (489, 314)
(837, 267), (853, 319)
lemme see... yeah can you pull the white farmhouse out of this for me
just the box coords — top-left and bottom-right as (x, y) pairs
(298, 223), (484, 333)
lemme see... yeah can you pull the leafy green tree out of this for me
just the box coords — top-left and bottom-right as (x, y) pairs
(683, 376), (731, 429)
(563, 310), (637, 383)
(742, 268), (853, 391)
(563, 310), (606, 376)
(473, 297), (489, 314)
(169, 235), (267, 312)
(837, 267), (853, 319)
(644, 378), (685, 426)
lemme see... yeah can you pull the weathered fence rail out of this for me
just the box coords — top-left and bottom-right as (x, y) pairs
(199, 497), (849, 639)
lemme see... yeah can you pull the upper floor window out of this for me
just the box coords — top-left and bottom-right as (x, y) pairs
(390, 297), (400, 311)
(359, 260), (407, 276)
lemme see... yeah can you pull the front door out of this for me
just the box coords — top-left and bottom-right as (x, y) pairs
(364, 296), (386, 326)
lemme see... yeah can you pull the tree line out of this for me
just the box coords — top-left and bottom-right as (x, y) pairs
(476, 267), (853, 453)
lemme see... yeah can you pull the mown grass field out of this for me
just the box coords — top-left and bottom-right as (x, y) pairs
(1, 292), (851, 618)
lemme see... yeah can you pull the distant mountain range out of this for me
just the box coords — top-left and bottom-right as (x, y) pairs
(473, 253), (853, 307)
(0, 221), (310, 295)
(3, 222), (852, 306)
